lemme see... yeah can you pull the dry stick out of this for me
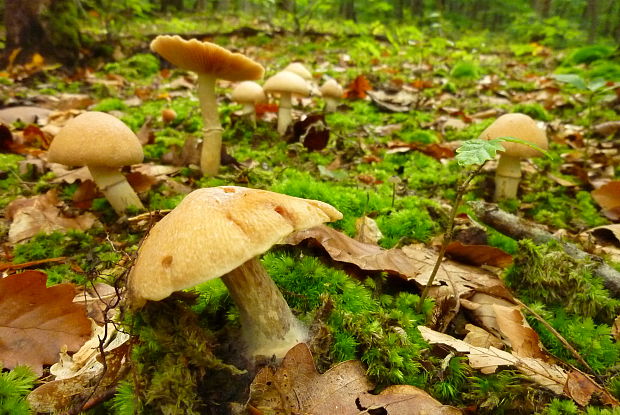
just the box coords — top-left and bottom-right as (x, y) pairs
(0, 256), (67, 271)
(468, 200), (620, 297)
(418, 163), (486, 311)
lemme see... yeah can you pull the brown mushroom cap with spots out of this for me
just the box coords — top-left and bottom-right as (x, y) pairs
(150, 35), (264, 176)
(479, 113), (548, 201)
(47, 111), (144, 214)
(127, 186), (342, 357)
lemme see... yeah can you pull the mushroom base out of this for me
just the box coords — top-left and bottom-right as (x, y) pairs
(88, 166), (144, 214)
(494, 154), (522, 201)
(277, 94), (293, 136)
(221, 257), (306, 359)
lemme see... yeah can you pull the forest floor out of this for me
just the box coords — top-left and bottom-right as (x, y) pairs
(1, 13), (620, 415)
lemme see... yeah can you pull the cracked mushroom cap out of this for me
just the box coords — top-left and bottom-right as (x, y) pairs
(47, 111), (143, 167)
(320, 79), (344, 98)
(150, 35), (264, 82)
(231, 81), (266, 104)
(479, 113), (548, 158)
(263, 71), (310, 97)
(127, 186), (342, 307)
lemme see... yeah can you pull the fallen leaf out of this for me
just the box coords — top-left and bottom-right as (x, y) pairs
(463, 324), (504, 349)
(367, 89), (413, 112)
(345, 75), (372, 100)
(0, 106), (51, 124)
(0, 271), (92, 375)
(72, 180), (99, 209)
(588, 224), (620, 245)
(249, 343), (460, 414)
(126, 171), (158, 193)
(293, 114), (330, 151)
(594, 121), (620, 137)
(6, 190), (97, 244)
(445, 241), (513, 268)
(592, 181), (620, 221)
(493, 304), (547, 359)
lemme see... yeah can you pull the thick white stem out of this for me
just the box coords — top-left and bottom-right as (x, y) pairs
(277, 93), (293, 136)
(324, 97), (338, 112)
(221, 257), (306, 358)
(494, 154), (522, 201)
(197, 73), (223, 176)
(88, 166), (144, 214)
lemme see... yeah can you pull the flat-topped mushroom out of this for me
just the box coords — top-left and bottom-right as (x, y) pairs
(231, 81), (266, 125)
(479, 113), (548, 201)
(150, 35), (264, 176)
(127, 186), (342, 358)
(320, 79), (343, 112)
(263, 71), (309, 136)
(47, 111), (144, 214)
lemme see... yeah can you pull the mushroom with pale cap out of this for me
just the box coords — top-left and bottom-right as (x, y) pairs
(263, 71), (310, 136)
(479, 113), (548, 201)
(231, 81), (266, 125)
(150, 35), (264, 176)
(47, 111), (144, 214)
(127, 186), (342, 358)
(283, 62), (312, 81)
(320, 79), (343, 112)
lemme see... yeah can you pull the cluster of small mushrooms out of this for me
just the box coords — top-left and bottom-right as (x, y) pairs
(44, 36), (548, 360)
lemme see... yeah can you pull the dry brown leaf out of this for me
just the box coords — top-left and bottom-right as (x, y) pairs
(354, 216), (383, 245)
(612, 315), (620, 341)
(0, 271), (92, 375)
(344, 75), (372, 100)
(589, 224), (620, 245)
(72, 180), (99, 209)
(493, 304), (547, 360)
(463, 324), (504, 349)
(591, 181), (620, 221)
(594, 121), (620, 137)
(6, 190), (97, 243)
(249, 343), (460, 414)
(445, 241), (513, 268)
(0, 106), (51, 124)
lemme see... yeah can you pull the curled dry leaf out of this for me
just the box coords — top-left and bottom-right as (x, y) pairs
(0, 271), (92, 375)
(6, 190), (97, 244)
(249, 343), (460, 415)
(591, 181), (620, 221)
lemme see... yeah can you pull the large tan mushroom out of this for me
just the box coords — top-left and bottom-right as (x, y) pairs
(47, 111), (144, 214)
(127, 186), (342, 358)
(263, 71), (310, 136)
(479, 113), (548, 201)
(150, 35), (264, 176)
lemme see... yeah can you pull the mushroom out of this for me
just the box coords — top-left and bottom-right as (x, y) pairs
(127, 186), (342, 358)
(263, 71), (310, 136)
(150, 35), (264, 176)
(283, 62), (312, 82)
(231, 81), (266, 125)
(479, 113), (548, 201)
(47, 111), (144, 214)
(320, 79), (343, 112)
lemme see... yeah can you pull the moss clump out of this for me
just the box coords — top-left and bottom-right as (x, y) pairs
(102, 53), (160, 80)
(566, 45), (614, 65)
(0, 365), (37, 415)
(91, 97), (127, 112)
(127, 297), (243, 414)
(512, 102), (551, 121)
(450, 61), (479, 80)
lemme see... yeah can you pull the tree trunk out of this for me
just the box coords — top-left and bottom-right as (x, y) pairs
(340, 0), (356, 21)
(587, 0), (598, 42)
(2, 0), (81, 66)
(409, 0), (423, 20)
(394, 0), (404, 21)
(539, 0), (552, 18)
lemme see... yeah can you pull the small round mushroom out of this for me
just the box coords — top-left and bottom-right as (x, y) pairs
(127, 186), (342, 358)
(47, 111), (144, 214)
(320, 79), (343, 112)
(231, 81), (266, 125)
(479, 113), (548, 201)
(283, 62), (312, 82)
(150, 35), (264, 176)
(263, 71), (310, 136)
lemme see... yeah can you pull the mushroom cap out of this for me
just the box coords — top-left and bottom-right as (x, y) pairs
(263, 71), (310, 96)
(320, 79), (344, 98)
(127, 186), (343, 306)
(283, 62), (312, 80)
(47, 111), (143, 167)
(479, 113), (548, 158)
(231, 81), (266, 104)
(150, 35), (264, 82)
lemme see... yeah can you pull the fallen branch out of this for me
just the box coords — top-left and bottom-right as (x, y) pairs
(469, 200), (620, 297)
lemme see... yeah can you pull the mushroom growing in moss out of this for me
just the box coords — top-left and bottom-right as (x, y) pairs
(263, 71), (309, 136)
(320, 79), (343, 112)
(479, 113), (548, 201)
(231, 81), (266, 125)
(47, 111), (144, 215)
(127, 186), (342, 358)
(150, 35), (264, 176)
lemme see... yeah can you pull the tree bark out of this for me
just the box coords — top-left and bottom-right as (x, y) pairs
(340, 0), (356, 21)
(409, 0), (424, 20)
(539, 0), (552, 18)
(469, 201), (620, 297)
(586, 0), (598, 42)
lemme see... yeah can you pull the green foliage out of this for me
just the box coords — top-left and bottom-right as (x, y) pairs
(450, 61), (479, 80)
(539, 399), (579, 415)
(523, 189), (608, 230)
(465, 371), (528, 414)
(455, 138), (505, 166)
(508, 14), (584, 48)
(567, 45), (615, 65)
(400, 129), (438, 144)
(432, 356), (470, 402)
(92, 97), (128, 112)
(110, 380), (140, 415)
(102, 53), (160, 80)
(0, 365), (37, 415)
(512, 102), (552, 121)
(0, 154), (25, 209)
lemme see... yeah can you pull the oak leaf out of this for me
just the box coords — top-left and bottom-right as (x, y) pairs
(592, 181), (620, 221)
(0, 271), (92, 375)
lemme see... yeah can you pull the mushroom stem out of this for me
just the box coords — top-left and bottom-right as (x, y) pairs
(241, 103), (257, 126)
(277, 93), (293, 136)
(88, 166), (144, 214)
(494, 154), (522, 201)
(196, 73), (223, 176)
(324, 97), (337, 113)
(221, 256), (306, 358)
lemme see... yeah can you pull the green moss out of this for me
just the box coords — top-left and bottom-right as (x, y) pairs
(566, 45), (614, 65)
(450, 61), (479, 80)
(91, 97), (127, 112)
(0, 365), (37, 415)
(102, 53), (160, 80)
(0, 154), (25, 209)
(400, 129), (438, 144)
(512, 102), (552, 121)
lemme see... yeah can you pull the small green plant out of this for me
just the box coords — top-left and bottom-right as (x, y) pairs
(0, 365), (37, 415)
